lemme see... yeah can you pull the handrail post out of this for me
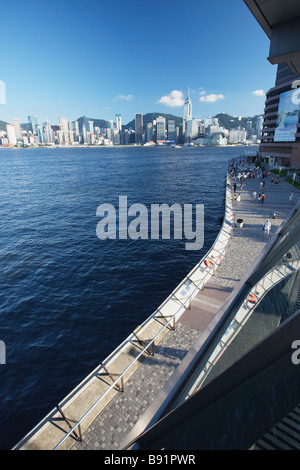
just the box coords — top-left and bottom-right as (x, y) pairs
(57, 405), (82, 443)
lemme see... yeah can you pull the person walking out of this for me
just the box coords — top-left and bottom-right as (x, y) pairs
(252, 190), (257, 202)
(263, 219), (271, 236)
(261, 193), (266, 204)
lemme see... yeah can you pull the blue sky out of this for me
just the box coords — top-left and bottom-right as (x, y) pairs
(0, 0), (276, 126)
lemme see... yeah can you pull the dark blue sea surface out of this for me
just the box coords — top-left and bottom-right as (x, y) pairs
(0, 145), (252, 449)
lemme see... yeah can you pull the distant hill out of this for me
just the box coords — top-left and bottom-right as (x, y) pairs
(214, 113), (261, 131)
(124, 112), (261, 132)
(124, 113), (183, 131)
(77, 116), (110, 131)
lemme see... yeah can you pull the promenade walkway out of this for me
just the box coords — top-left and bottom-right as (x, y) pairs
(71, 170), (299, 451)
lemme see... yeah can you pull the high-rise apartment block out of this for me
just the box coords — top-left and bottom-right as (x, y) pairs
(156, 116), (166, 143)
(135, 113), (143, 144)
(116, 114), (122, 133)
(12, 118), (22, 141)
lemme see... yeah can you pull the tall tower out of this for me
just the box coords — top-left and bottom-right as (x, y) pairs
(183, 87), (192, 122)
(135, 113), (143, 144)
(28, 116), (38, 133)
(183, 88), (192, 142)
(6, 124), (17, 146)
(156, 116), (166, 143)
(12, 118), (22, 141)
(115, 114), (122, 133)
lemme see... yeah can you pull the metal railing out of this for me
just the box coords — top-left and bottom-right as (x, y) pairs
(168, 203), (300, 404)
(51, 175), (235, 450)
(186, 256), (300, 397)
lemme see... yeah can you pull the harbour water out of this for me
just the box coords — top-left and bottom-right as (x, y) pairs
(0, 145), (255, 449)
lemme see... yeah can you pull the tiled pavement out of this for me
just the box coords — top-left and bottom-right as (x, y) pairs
(73, 172), (298, 450)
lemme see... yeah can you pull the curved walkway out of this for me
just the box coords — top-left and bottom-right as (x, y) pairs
(72, 171), (298, 450)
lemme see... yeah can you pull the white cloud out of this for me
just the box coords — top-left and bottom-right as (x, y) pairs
(252, 89), (265, 96)
(115, 94), (134, 101)
(199, 93), (225, 103)
(157, 90), (185, 107)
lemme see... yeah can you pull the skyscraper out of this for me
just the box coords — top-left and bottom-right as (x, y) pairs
(12, 118), (22, 141)
(43, 121), (53, 144)
(59, 117), (69, 132)
(116, 114), (122, 133)
(135, 113), (143, 144)
(146, 123), (153, 142)
(167, 120), (176, 142)
(246, 120), (252, 139)
(6, 124), (17, 146)
(88, 120), (94, 134)
(156, 116), (166, 143)
(183, 88), (192, 142)
(28, 116), (38, 133)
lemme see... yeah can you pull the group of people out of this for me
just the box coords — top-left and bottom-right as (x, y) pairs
(251, 190), (266, 204)
(230, 158), (273, 238)
(230, 157), (299, 238)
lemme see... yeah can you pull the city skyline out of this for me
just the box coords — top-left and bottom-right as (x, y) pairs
(1, 97), (264, 147)
(0, 0), (275, 125)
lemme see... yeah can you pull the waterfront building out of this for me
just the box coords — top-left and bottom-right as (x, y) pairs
(43, 121), (53, 144)
(135, 113), (143, 144)
(176, 123), (184, 144)
(74, 121), (80, 139)
(156, 116), (166, 143)
(28, 116), (38, 133)
(167, 120), (176, 142)
(88, 120), (94, 134)
(37, 125), (45, 144)
(115, 114), (122, 133)
(12, 118), (22, 141)
(258, 62), (300, 168)
(59, 117), (68, 132)
(106, 128), (111, 140)
(146, 123), (154, 143)
(112, 128), (120, 145)
(203, 117), (219, 134)
(183, 88), (192, 142)
(229, 128), (247, 144)
(246, 120), (252, 139)
(83, 116), (90, 132)
(244, 0), (300, 169)
(1, 137), (9, 146)
(6, 124), (17, 146)
(82, 124), (87, 144)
